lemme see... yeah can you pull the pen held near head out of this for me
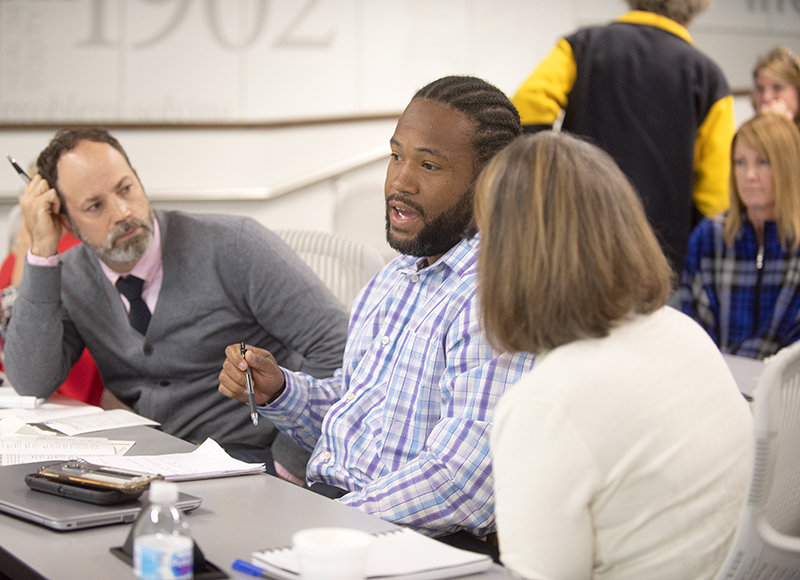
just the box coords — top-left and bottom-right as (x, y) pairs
(6, 154), (31, 185)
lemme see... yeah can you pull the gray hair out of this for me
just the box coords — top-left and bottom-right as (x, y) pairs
(625, 0), (713, 23)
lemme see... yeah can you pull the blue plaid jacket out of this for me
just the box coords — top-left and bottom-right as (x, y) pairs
(680, 217), (800, 359)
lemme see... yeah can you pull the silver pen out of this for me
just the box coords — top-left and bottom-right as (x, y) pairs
(6, 154), (31, 184)
(241, 341), (259, 425)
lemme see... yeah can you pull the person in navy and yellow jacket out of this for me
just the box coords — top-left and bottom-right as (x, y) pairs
(512, 0), (734, 272)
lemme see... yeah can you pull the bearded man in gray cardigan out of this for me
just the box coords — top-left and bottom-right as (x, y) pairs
(4, 129), (348, 480)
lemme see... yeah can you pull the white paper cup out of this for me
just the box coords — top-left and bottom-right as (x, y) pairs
(292, 527), (374, 580)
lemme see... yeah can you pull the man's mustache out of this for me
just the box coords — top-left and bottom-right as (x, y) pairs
(109, 218), (151, 245)
(386, 194), (426, 218)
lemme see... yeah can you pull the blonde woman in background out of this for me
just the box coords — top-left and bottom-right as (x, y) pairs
(751, 46), (800, 126)
(681, 113), (800, 359)
(478, 132), (753, 580)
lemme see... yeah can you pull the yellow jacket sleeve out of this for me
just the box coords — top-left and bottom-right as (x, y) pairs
(512, 39), (577, 127)
(693, 95), (735, 216)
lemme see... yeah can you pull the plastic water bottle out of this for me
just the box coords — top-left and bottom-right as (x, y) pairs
(133, 481), (193, 580)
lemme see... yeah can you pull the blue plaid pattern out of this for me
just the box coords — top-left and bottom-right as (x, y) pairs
(680, 217), (800, 359)
(261, 236), (535, 536)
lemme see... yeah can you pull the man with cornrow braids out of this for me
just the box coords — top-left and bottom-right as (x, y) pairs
(219, 76), (535, 559)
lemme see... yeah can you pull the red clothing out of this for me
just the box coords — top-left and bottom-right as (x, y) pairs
(0, 254), (14, 289)
(0, 234), (104, 406)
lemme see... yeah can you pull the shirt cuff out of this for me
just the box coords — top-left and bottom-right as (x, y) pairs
(258, 371), (306, 426)
(26, 250), (60, 267)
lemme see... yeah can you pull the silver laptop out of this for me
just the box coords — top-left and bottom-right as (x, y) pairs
(0, 461), (202, 531)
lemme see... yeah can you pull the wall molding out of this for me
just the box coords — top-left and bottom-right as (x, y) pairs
(0, 112), (401, 132)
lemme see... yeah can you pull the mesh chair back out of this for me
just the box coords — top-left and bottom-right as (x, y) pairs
(715, 341), (800, 579)
(333, 176), (399, 264)
(276, 229), (385, 308)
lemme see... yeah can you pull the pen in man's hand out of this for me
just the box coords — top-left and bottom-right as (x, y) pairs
(6, 154), (31, 184)
(241, 342), (259, 426)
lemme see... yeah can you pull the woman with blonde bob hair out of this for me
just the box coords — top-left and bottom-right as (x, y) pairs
(681, 113), (800, 359)
(481, 132), (752, 580)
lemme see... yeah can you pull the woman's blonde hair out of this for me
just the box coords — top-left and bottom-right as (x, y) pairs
(723, 113), (800, 249)
(475, 132), (673, 354)
(752, 46), (800, 125)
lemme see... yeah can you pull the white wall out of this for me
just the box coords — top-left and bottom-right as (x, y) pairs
(2, 0), (795, 127)
(0, 0), (796, 257)
(0, 122), (397, 258)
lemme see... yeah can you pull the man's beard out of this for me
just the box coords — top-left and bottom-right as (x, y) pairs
(71, 207), (155, 265)
(385, 187), (474, 258)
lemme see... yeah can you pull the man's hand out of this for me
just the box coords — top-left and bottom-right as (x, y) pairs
(218, 343), (286, 405)
(19, 174), (63, 258)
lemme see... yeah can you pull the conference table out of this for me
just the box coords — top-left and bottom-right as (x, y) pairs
(0, 424), (504, 580)
(0, 352), (764, 579)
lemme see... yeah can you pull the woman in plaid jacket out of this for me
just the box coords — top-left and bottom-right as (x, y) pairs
(680, 113), (800, 359)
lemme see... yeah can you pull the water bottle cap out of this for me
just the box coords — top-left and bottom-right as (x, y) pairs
(148, 480), (179, 504)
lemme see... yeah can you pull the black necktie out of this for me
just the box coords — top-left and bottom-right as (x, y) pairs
(115, 275), (151, 335)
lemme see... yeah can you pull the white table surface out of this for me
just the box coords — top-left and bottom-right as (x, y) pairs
(724, 353), (765, 401)
(0, 425), (505, 580)
(0, 351), (763, 580)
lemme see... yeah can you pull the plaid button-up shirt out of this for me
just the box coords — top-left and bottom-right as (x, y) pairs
(260, 235), (535, 537)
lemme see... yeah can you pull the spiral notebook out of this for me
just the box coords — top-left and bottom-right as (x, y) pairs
(251, 527), (492, 580)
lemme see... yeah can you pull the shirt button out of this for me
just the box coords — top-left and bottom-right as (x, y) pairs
(159, 381), (169, 387)
(346, 393), (355, 401)
(323, 451), (331, 460)
(277, 414), (285, 420)
(381, 336), (389, 345)
(143, 344), (153, 356)
(411, 274), (419, 282)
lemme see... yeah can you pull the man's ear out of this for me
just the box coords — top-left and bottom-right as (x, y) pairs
(59, 212), (77, 238)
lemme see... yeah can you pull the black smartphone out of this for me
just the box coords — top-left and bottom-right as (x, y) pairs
(37, 459), (162, 493)
(24, 473), (144, 505)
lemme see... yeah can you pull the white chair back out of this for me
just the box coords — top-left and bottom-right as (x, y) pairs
(275, 229), (385, 308)
(714, 341), (800, 579)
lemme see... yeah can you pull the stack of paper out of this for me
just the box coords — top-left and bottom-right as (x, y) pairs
(0, 399), (103, 424)
(0, 434), (124, 466)
(33, 408), (159, 436)
(87, 438), (265, 480)
(0, 402), (155, 465)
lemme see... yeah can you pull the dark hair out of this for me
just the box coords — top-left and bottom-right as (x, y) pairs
(413, 76), (521, 173)
(625, 0), (712, 23)
(36, 128), (133, 203)
(476, 132), (673, 353)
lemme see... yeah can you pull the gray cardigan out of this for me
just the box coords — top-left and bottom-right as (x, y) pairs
(4, 210), (348, 471)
